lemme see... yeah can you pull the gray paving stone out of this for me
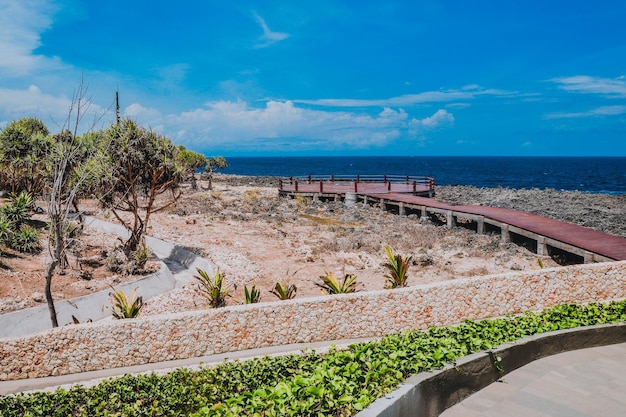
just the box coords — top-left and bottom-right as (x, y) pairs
(441, 342), (626, 417)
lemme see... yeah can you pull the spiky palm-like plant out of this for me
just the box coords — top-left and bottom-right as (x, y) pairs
(194, 268), (230, 308)
(1, 192), (33, 227)
(382, 245), (412, 289)
(316, 271), (358, 294)
(9, 225), (42, 254)
(109, 287), (144, 319)
(244, 283), (261, 304)
(271, 280), (297, 300)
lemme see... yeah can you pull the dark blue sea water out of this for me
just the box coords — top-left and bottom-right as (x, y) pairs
(221, 157), (626, 194)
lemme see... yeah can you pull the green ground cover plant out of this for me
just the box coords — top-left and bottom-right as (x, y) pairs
(1, 300), (625, 416)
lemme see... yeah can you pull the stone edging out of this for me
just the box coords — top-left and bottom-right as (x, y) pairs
(1, 261), (625, 381)
(355, 323), (626, 417)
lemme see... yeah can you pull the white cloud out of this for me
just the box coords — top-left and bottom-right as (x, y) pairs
(0, 85), (71, 120)
(416, 109), (454, 128)
(293, 87), (513, 108)
(124, 99), (453, 152)
(544, 105), (626, 119)
(252, 12), (290, 48)
(0, 85), (110, 131)
(551, 75), (626, 97)
(0, 0), (66, 77)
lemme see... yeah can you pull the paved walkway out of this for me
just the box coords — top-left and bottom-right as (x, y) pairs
(441, 342), (626, 417)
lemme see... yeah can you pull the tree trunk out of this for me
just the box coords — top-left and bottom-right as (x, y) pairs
(45, 259), (59, 328)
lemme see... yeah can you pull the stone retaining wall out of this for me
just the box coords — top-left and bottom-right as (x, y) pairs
(1, 261), (625, 381)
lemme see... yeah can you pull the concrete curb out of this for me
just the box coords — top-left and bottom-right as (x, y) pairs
(355, 322), (626, 417)
(0, 262), (175, 338)
(0, 216), (214, 338)
(85, 216), (215, 285)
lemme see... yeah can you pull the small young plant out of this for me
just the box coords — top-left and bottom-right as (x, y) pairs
(271, 280), (297, 300)
(244, 283), (261, 304)
(194, 268), (230, 308)
(382, 245), (412, 289)
(316, 271), (358, 294)
(109, 287), (143, 319)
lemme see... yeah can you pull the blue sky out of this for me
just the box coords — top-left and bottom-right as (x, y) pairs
(1, 1), (626, 156)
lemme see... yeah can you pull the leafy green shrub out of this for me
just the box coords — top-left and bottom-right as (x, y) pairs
(109, 287), (144, 319)
(8, 225), (41, 254)
(194, 268), (230, 308)
(1, 300), (625, 416)
(316, 271), (358, 294)
(244, 283), (261, 304)
(382, 245), (412, 289)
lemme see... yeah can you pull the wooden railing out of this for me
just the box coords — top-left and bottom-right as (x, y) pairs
(278, 175), (435, 194)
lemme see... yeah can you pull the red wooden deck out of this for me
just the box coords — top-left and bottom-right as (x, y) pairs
(366, 193), (626, 262)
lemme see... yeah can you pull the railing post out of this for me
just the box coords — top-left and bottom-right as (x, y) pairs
(430, 178), (434, 190)
(357, 174), (360, 183)
(279, 178), (283, 190)
(289, 176), (293, 185)
(295, 180), (299, 192)
(308, 175), (312, 184)
(354, 181), (358, 193)
(331, 174), (334, 183)
(388, 181), (391, 191)
(384, 174), (387, 183)
(320, 180), (323, 193)
(413, 180), (416, 193)
(406, 175), (409, 184)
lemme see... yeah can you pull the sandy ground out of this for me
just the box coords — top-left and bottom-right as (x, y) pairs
(2, 174), (625, 317)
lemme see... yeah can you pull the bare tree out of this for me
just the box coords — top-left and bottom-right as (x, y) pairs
(44, 80), (109, 327)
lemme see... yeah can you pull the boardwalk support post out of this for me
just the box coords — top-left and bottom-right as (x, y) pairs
(446, 210), (455, 229)
(501, 224), (510, 243)
(399, 202), (405, 216)
(537, 236), (547, 256)
(584, 252), (595, 264)
(477, 216), (485, 234)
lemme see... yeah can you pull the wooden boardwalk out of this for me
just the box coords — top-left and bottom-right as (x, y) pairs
(362, 193), (626, 262)
(277, 175), (626, 262)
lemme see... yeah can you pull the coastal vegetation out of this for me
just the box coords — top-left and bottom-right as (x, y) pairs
(1, 300), (624, 416)
(0, 111), (225, 326)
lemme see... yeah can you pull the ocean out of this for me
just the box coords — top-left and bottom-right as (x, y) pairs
(221, 156), (626, 195)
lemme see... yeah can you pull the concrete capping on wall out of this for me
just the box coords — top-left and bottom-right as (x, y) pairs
(355, 323), (626, 417)
(1, 260), (625, 381)
(0, 261), (176, 339)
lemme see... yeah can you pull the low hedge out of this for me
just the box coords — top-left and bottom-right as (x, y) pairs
(1, 300), (625, 416)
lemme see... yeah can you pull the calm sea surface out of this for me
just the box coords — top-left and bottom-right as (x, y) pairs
(221, 156), (626, 194)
